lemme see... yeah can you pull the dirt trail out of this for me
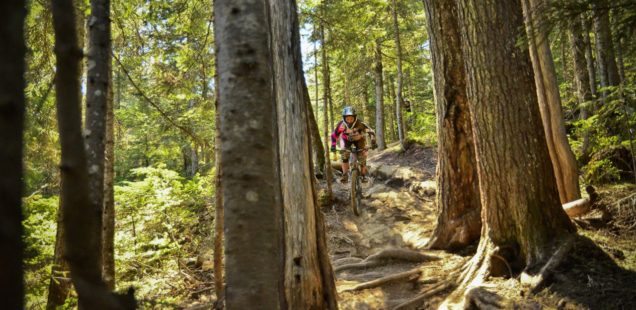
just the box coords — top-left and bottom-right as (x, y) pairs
(323, 142), (466, 309)
(323, 142), (636, 310)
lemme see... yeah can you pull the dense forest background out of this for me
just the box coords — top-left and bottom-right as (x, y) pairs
(13, 0), (636, 308)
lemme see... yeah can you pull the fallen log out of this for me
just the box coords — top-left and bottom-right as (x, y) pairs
(562, 186), (597, 218)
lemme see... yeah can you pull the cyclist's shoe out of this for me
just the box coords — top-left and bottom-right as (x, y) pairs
(361, 175), (368, 183)
(340, 174), (349, 183)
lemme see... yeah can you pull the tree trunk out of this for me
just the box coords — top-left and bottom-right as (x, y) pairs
(270, 1), (338, 305)
(48, 0), (87, 306)
(52, 0), (132, 307)
(215, 0), (338, 308)
(313, 36), (320, 127)
(374, 40), (386, 150)
(593, 1), (620, 102)
(391, 0), (405, 148)
(84, 0), (112, 281)
(423, 0), (481, 250)
(445, 0), (576, 305)
(215, 1), (284, 307)
(0, 1), (26, 308)
(521, 0), (581, 203)
(569, 17), (594, 163)
(47, 196), (73, 310)
(614, 37), (625, 85)
(213, 77), (224, 306)
(387, 75), (397, 141)
(320, 5), (334, 198)
(304, 77), (326, 176)
(362, 82), (370, 127)
(102, 67), (116, 290)
(581, 18), (597, 99)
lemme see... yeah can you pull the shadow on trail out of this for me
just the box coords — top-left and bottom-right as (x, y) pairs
(537, 235), (636, 309)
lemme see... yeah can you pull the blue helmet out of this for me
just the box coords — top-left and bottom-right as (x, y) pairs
(342, 106), (357, 124)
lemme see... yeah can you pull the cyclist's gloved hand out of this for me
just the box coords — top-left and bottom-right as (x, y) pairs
(330, 145), (336, 153)
(372, 141), (378, 149)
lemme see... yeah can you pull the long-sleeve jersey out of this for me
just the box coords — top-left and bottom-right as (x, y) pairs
(331, 119), (375, 148)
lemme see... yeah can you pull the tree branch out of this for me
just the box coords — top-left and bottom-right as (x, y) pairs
(111, 52), (208, 148)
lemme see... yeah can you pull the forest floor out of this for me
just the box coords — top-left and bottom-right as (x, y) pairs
(323, 141), (636, 310)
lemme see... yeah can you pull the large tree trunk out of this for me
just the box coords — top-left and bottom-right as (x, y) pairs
(102, 68), (116, 290)
(423, 0), (481, 250)
(521, 0), (580, 203)
(48, 1), (87, 306)
(593, 1), (620, 102)
(84, 0), (112, 280)
(0, 1), (26, 308)
(569, 16), (594, 163)
(52, 0), (132, 308)
(320, 5), (334, 198)
(270, 1), (338, 306)
(215, 0), (338, 308)
(391, 0), (406, 148)
(304, 78), (326, 176)
(215, 1), (284, 307)
(374, 40), (386, 150)
(445, 0), (576, 305)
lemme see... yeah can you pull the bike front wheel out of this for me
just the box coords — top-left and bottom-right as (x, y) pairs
(350, 169), (360, 216)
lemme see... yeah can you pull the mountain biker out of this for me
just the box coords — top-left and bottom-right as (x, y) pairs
(331, 106), (378, 183)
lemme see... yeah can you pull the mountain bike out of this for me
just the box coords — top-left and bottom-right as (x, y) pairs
(348, 145), (367, 216)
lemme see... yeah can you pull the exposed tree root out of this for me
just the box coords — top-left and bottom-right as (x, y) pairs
(392, 281), (453, 310)
(334, 248), (438, 273)
(463, 286), (504, 310)
(520, 235), (575, 293)
(341, 268), (422, 292)
(332, 257), (364, 267)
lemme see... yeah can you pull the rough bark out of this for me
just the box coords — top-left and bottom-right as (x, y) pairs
(320, 6), (334, 198)
(215, 0), (338, 308)
(304, 78), (326, 176)
(521, 0), (581, 203)
(593, 1), (620, 101)
(374, 40), (387, 150)
(423, 0), (481, 250)
(391, 0), (406, 148)
(0, 0), (26, 308)
(52, 0), (132, 308)
(445, 0), (576, 305)
(102, 67), (116, 290)
(270, 1), (338, 306)
(569, 17), (594, 163)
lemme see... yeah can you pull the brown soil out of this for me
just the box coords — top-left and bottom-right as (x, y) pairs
(322, 142), (636, 310)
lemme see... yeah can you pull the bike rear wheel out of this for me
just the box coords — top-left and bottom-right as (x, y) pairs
(350, 169), (360, 216)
